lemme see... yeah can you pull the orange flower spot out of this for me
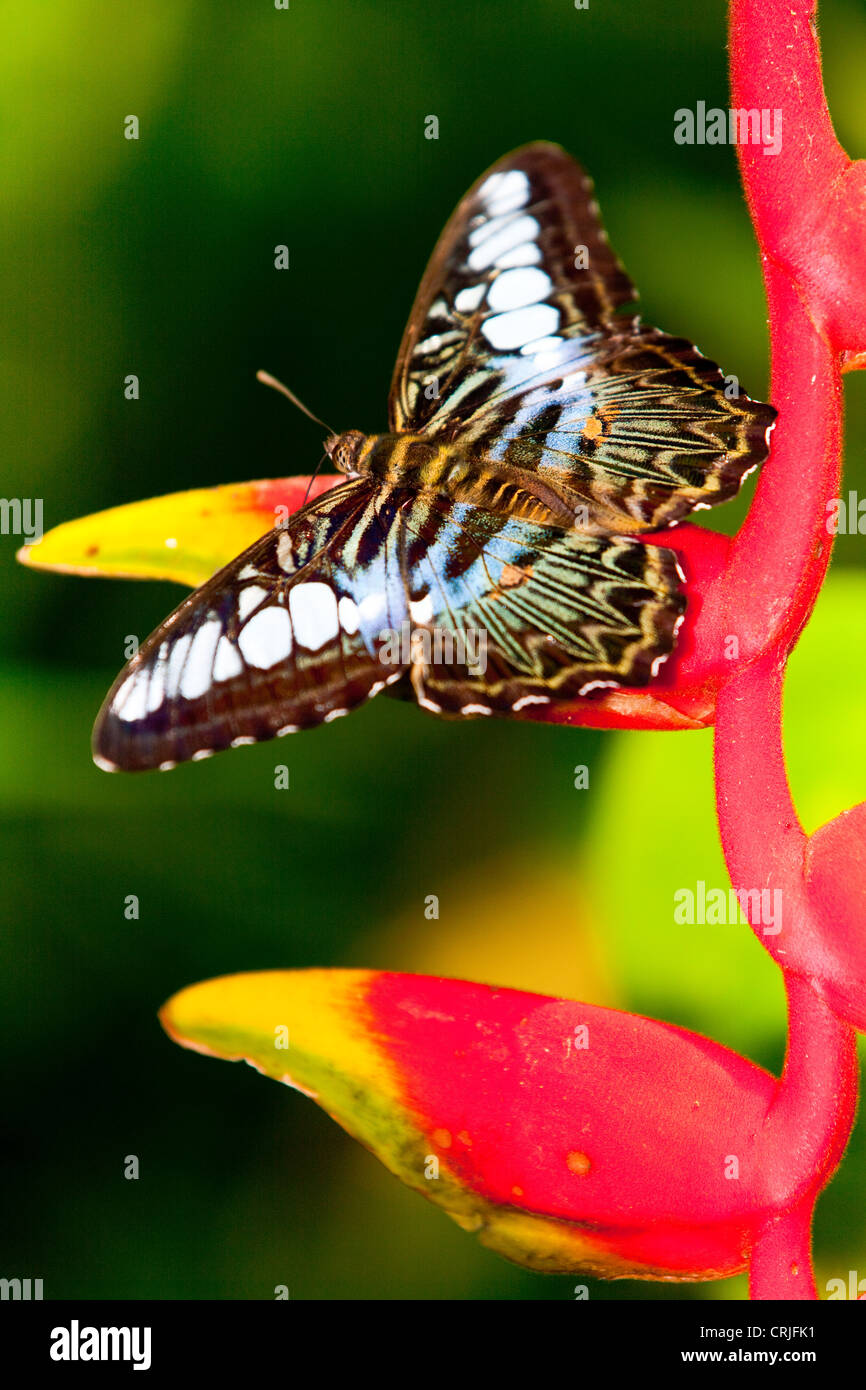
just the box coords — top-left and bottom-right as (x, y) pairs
(433, 1128), (452, 1149)
(566, 1150), (592, 1176)
(457, 1130), (473, 1147)
(511, 1185), (524, 1198)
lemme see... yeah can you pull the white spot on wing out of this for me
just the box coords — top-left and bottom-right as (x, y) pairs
(560, 369), (589, 392)
(338, 595), (360, 635)
(179, 618), (222, 700)
(467, 215), (540, 272)
(115, 672), (149, 723)
(416, 329), (462, 355)
(578, 679), (618, 695)
(238, 585), (270, 621)
(238, 605), (294, 669)
(478, 169), (530, 216)
(165, 632), (194, 697)
(454, 283), (487, 314)
(494, 240), (542, 269)
(276, 533), (294, 572)
(289, 582), (339, 651)
(146, 643), (169, 714)
(409, 595), (434, 625)
(213, 636), (243, 683)
(481, 303), (560, 351)
(487, 266), (550, 312)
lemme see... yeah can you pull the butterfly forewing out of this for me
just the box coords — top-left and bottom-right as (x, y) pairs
(388, 142), (636, 435)
(389, 142), (775, 534)
(93, 481), (406, 771)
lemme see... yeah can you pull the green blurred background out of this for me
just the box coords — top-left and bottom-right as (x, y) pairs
(3, 0), (866, 1300)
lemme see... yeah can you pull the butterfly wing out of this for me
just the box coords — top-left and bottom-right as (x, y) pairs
(93, 480), (408, 771)
(389, 141), (634, 433)
(94, 469), (683, 769)
(391, 490), (684, 714)
(389, 142), (774, 532)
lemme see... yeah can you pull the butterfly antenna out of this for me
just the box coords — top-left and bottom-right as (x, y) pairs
(256, 370), (336, 434)
(302, 452), (330, 508)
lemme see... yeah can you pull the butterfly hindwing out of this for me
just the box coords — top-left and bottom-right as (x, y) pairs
(390, 490), (684, 714)
(93, 480), (406, 772)
(389, 142), (775, 533)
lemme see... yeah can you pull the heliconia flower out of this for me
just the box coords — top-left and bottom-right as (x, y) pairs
(159, 968), (835, 1282)
(20, 477), (735, 731)
(17, 475), (342, 590)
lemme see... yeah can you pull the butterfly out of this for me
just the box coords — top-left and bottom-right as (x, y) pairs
(94, 142), (775, 772)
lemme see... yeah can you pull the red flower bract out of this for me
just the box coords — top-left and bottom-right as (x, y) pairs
(161, 969), (806, 1280)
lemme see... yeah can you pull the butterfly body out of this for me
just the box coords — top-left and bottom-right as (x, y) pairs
(93, 142), (775, 772)
(328, 430), (579, 529)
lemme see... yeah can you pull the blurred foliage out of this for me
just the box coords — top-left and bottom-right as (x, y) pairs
(3, 0), (865, 1300)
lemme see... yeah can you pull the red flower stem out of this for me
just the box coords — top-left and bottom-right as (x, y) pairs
(749, 1204), (817, 1301)
(715, 0), (863, 1298)
(764, 976), (858, 1182)
(749, 980), (857, 1300)
(712, 265), (842, 656)
(713, 654), (804, 898)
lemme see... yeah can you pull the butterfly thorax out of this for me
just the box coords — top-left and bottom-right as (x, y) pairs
(325, 428), (442, 483)
(325, 428), (583, 529)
